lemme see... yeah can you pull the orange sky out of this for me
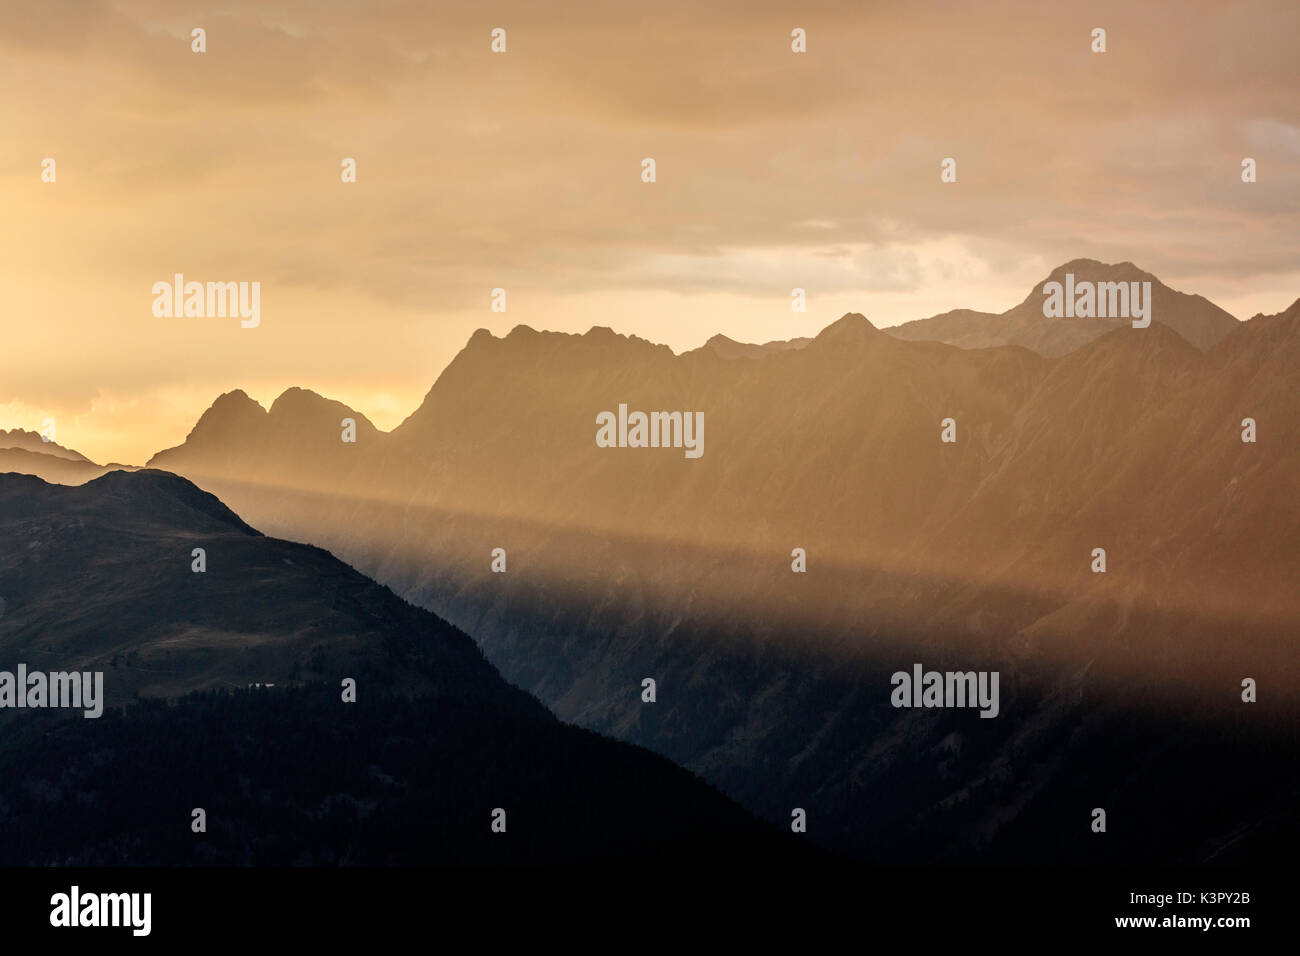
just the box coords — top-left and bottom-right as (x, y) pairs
(2, 0), (1297, 464)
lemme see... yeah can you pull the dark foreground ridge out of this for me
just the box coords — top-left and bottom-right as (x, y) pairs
(0, 470), (809, 866)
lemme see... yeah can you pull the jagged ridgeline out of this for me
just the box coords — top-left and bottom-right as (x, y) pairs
(0, 471), (808, 865)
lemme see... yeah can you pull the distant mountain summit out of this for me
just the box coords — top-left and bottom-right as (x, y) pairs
(888, 258), (1240, 355)
(0, 429), (135, 485)
(695, 333), (813, 361)
(810, 311), (886, 348)
(0, 447), (105, 485)
(183, 388), (268, 437)
(0, 428), (91, 463)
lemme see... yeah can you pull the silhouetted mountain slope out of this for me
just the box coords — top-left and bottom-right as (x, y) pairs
(130, 275), (1298, 863)
(0, 448), (107, 485)
(0, 470), (805, 865)
(0, 430), (126, 485)
(0, 429), (92, 463)
(888, 259), (1240, 355)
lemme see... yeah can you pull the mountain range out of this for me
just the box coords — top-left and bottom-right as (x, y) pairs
(6, 259), (1297, 863)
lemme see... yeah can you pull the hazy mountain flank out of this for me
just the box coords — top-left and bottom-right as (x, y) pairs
(0, 429), (133, 485)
